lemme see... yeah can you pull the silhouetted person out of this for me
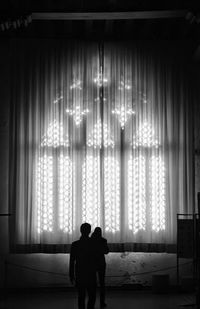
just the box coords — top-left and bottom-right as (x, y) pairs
(69, 223), (96, 309)
(91, 227), (109, 308)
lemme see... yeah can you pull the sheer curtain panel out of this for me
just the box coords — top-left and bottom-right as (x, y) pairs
(9, 40), (194, 251)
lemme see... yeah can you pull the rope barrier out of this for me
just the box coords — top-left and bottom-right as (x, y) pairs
(5, 260), (193, 279)
(6, 262), (68, 277)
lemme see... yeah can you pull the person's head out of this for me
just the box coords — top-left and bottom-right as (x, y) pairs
(80, 223), (91, 237)
(92, 227), (102, 238)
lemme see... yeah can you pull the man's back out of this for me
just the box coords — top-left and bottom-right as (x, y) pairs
(70, 236), (96, 285)
(69, 223), (96, 309)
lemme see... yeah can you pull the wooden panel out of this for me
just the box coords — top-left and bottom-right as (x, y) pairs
(177, 219), (194, 258)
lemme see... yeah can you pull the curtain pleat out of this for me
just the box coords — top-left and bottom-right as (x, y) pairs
(9, 39), (194, 251)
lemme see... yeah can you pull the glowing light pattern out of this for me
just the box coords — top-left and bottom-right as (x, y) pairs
(128, 156), (146, 233)
(141, 93), (147, 104)
(87, 120), (114, 148)
(132, 121), (159, 148)
(94, 72), (108, 87)
(53, 95), (63, 104)
(104, 156), (120, 233)
(118, 80), (131, 90)
(65, 106), (89, 126)
(112, 105), (135, 130)
(94, 97), (107, 102)
(58, 155), (74, 233)
(128, 121), (166, 233)
(36, 155), (54, 233)
(149, 156), (165, 232)
(70, 78), (82, 90)
(41, 120), (69, 148)
(82, 155), (120, 233)
(82, 155), (100, 228)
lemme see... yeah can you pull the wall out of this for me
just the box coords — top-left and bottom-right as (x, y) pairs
(0, 40), (194, 289)
(0, 40), (10, 288)
(2, 253), (191, 289)
(195, 77), (200, 209)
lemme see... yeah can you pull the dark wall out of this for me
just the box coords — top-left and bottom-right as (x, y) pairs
(0, 39), (10, 255)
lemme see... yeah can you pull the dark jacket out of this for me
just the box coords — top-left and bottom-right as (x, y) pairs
(91, 237), (109, 269)
(69, 236), (96, 285)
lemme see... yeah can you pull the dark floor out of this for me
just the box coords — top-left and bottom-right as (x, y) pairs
(0, 290), (196, 309)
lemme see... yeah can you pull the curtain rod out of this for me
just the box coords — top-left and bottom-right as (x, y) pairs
(32, 10), (187, 20)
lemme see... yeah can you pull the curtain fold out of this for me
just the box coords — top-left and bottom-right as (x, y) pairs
(9, 39), (194, 250)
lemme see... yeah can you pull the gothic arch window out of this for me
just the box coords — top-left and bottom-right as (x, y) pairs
(82, 120), (120, 233)
(36, 120), (74, 234)
(128, 121), (165, 234)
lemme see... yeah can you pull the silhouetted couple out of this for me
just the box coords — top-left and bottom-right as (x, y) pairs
(69, 223), (109, 309)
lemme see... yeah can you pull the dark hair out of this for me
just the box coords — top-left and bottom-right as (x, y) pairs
(80, 223), (91, 236)
(91, 227), (102, 239)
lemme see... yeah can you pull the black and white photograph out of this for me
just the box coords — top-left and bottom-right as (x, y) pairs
(0, 1), (200, 308)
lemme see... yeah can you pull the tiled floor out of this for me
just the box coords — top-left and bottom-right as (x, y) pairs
(0, 290), (196, 309)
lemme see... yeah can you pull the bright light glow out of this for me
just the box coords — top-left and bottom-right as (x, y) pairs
(65, 106), (89, 126)
(41, 120), (69, 147)
(87, 120), (114, 148)
(36, 155), (54, 233)
(37, 115), (165, 235)
(38, 120), (73, 234)
(104, 156), (120, 233)
(94, 97), (107, 102)
(53, 95), (63, 104)
(128, 121), (166, 233)
(82, 155), (101, 228)
(128, 156), (146, 233)
(132, 121), (159, 148)
(112, 105), (135, 130)
(118, 80), (131, 90)
(149, 156), (165, 232)
(94, 72), (108, 87)
(37, 154), (74, 233)
(82, 155), (120, 232)
(58, 155), (74, 233)
(70, 78), (82, 90)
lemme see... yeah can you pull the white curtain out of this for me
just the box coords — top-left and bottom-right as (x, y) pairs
(9, 39), (194, 248)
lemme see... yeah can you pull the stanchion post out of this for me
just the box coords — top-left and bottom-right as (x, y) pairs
(177, 214), (179, 287)
(3, 260), (7, 302)
(196, 193), (200, 308)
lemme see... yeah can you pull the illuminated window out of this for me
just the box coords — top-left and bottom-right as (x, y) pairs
(87, 120), (114, 148)
(37, 118), (165, 236)
(128, 156), (146, 233)
(12, 43), (192, 247)
(82, 155), (101, 228)
(41, 119), (69, 147)
(82, 155), (120, 232)
(36, 120), (73, 233)
(128, 122), (165, 233)
(104, 156), (120, 232)
(58, 155), (74, 233)
(132, 121), (159, 149)
(82, 121), (120, 232)
(149, 156), (165, 232)
(36, 155), (54, 233)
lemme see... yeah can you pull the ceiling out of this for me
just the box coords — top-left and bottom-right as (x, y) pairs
(0, 0), (199, 12)
(0, 0), (199, 49)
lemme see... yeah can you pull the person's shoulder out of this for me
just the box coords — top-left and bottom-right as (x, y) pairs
(71, 240), (80, 247)
(102, 237), (107, 242)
